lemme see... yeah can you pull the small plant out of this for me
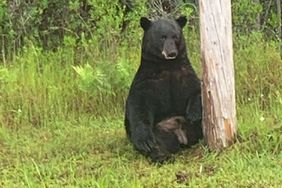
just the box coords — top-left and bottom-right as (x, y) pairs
(73, 53), (136, 96)
(73, 63), (112, 95)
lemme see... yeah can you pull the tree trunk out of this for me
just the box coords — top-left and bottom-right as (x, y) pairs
(277, 0), (281, 56)
(199, 0), (237, 150)
(262, 0), (273, 30)
(253, 0), (261, 30)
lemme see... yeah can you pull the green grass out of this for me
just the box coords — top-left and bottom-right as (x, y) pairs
(0, 34), (282, 187)
(0, 104), (281, 187)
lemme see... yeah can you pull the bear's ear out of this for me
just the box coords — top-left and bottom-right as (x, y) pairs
(176, 16), (187, 29)
(140, 17), (152, 31)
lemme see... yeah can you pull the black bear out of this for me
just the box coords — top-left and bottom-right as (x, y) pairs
(125, 16), (203, 163)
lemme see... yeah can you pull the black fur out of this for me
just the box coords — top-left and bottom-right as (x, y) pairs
(125, 16), (202, 163)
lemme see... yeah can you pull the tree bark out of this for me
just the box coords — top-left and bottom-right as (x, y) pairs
(262, 0), (273, 30)
(253, 0), (261, 30)
(277, 0), (281, 56)
(199, 0), (237, 150)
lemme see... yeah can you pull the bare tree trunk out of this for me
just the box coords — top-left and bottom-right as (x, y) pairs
(1, 35), (6, 66)
(253, 0), (261, 30)
(277, 0), (281, 56)
(262, 0), (273, 30)
(199, 0), (237, 150)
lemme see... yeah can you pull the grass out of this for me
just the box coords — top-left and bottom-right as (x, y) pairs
(0, 33), (282, 187)
(0, 104), (281, 187)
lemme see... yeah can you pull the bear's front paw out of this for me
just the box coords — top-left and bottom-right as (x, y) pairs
(149, 145), (172, 164)
(132, 127), (156, 153)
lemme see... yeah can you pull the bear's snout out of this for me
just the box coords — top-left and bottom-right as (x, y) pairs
(162, 39), (178, 60)
(162, 50), (178, 59)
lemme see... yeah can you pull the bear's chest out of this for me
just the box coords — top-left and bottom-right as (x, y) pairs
(151, 67), (191, 92)
(144, 67), (192, 113)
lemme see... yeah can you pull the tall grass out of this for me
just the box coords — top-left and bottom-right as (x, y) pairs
(0, 30), (281, 128)
(0, 40), (140, 129)
(235, 33), (282, 106)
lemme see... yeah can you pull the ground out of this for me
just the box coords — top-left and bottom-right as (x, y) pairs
(0, 102), (281, 187)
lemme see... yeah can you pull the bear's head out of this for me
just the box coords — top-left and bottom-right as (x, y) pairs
(140, 16), (187, 61)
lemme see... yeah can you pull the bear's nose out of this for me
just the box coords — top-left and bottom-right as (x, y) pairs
(162, 50), (178, 60)
(167, 52), (177, 58)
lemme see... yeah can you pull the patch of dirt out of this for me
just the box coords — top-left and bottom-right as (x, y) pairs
(175, 171), (190, 184)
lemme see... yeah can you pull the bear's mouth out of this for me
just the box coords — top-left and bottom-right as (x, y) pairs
(162, 51), (177, 60)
